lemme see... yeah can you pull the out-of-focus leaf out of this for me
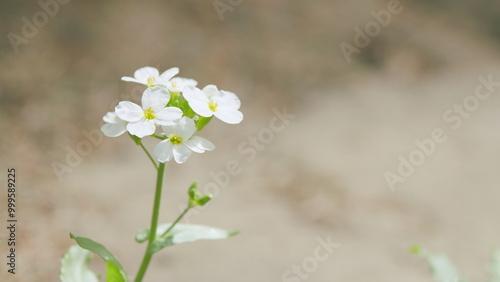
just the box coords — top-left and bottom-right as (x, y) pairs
(136, 223), (238, 254)
(70, 234), (128, 282)
(490, 249), (500, 282)
(411, 245), (465, 282)
(60, 245), (99, 282)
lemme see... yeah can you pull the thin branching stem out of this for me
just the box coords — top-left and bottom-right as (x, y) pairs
(139, 141), (158, 170)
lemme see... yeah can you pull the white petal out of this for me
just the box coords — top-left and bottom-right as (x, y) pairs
(219, 90), (241, 109)
(121, 76), (143, 84)
(202, 85), (219, 98)
(154, 140), (174, 163)
(159, 67), (179, 81)
(115, 102), (144, 122)
(189, 100), (213, 117)
(103, 112), (119, 123)
(183, 86), (209, 103)
(214, 107), (243, 124)
(183, 86), (213, 117)
(168, 77), (198, 92)
(173, 144), (192, 164)
(176, 77), (198, 86)
(176, 117), (197, 140)
(101, 112), (127, 137)
(134, 67), (159, 82)
(160, 124), (176, 136)
(185, 136), (215, 153)
(155, 107), (183, 126)
(101, 122), (126, 137)
(142, 87), (170, 111)
(160, 116), (195, 139)
(127, 120), (156, 138)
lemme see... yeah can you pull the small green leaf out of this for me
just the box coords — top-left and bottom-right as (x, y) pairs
(70, 234), (128, 282)
(60, 245), (99, 282)
(135, 224), (238, 254)
(186, 182), (212, 207)
(412, 246), (464, 282)
(197, 195), (212, 206)
(188, 182), (198, 200)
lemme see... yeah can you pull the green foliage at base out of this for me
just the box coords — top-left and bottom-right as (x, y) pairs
(412, 245), (500, 282)
(69, 234), (129, 282)
(60, 245), (99, 282)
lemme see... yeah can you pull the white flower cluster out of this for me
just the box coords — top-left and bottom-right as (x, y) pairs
(101, 66), (243, 164)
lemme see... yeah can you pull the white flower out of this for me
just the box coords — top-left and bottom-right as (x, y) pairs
(115, 87), (183, 138)
(153, 117), (215, 164)
(166, 77), (198, 93)
(183, 85), (243, 124)
(101, 112), (127, 137)
(121, 66), (179, 87)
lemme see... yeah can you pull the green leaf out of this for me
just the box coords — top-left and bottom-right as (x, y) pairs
(70, 234), (128, 282)
(188, 182), (198, 201)
(60, 245), (99, 282)
(490, 249), (500, 282)
(197, 195), (212, 206)
(106, 262), (125, 282)
(136, 223), (238, 254)
(412, 246), (465, 282)
(187, 182), (212, 207)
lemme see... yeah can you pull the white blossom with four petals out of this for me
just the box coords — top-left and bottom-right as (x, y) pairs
(101, 112), (127, 137)
(182, 85), (243, 124)
(121, 66), (179, 87)
(115, 87), (182, 138)
(153, 117), (215, 164)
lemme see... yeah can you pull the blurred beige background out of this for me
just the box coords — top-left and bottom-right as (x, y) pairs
(1, 0), (500, 281)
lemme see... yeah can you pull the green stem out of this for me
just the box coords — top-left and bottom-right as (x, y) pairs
(139, 141), (158, 170)
(160, 204), (193, 238)
(134, 162), (166, 282)
(151, 134), (166, 140)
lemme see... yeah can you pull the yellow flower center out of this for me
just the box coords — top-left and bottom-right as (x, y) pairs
(171, 81), (178, 88)
(208, 100), (218, 112)
(169, 134), (183, 145)
(143, 108), (156, 120)
(147, 76), (156, 85)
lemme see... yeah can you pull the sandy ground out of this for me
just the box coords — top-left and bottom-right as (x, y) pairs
(2, 1), (500, 282)
(7, 47), (500, 282)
